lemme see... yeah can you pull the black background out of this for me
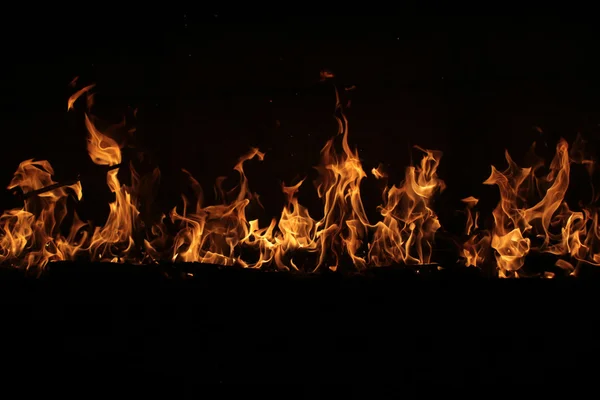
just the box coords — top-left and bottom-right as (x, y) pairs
(2, 10), (600, 235)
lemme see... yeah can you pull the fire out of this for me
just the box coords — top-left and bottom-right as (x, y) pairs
(369, 147), (445, 266)
(84, 114), (142, 262)
(271, 180), (319, 271)
(461, 137), (600, 277)
(0, 79), (599, 277)
(0, 160), (83, 271)
(311, 89), (371, 270)
(67, 84), (95, 111)
(170, 148), (265, 266)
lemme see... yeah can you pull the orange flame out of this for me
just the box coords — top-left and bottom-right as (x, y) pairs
(83, 114), (143, 262)
(369, 147), (445, 266)
(459, 137), (600, 277)
(170, 148), (266, 266)
(67, 84), (96, 111)
(460, 197), (491, 268)
(0, 160), (84, 271)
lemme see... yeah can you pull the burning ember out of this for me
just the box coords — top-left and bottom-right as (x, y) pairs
(0, 78), (599, 278)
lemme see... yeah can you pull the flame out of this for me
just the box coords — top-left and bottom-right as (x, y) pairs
(460, 197), (491, 268)
(0, 160), (84, 271)
(83, 114), (143, 262)
(369, 147), (445, 266)
(482, 140), (568, 276)
(310, 90), (371, 270)
(459, 137), (600, 277)
(371, 164), (387, 179)
(320, 70), (335, 81)
(2, 80), (599, 277)
(272, 180), (319, 270)
(170, 148), (265, 266)
(462, 197), (479, 236)
(67, 84), (96, 111)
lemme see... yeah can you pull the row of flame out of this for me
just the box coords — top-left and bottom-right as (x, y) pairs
(0, 83), (598, 277)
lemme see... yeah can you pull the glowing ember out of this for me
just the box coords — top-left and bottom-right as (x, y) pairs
(0, 81), (598, 277)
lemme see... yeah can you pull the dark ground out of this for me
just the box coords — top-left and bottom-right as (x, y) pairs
(1, 262), (599, 395)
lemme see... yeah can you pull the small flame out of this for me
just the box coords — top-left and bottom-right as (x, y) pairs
(371, 164), (387, 179)
(460, 196), (491, 268)
(67, 84), (96, 111)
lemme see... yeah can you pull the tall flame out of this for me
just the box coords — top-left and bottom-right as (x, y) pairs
(83, 114), (142, 262)
(311, 89), (371, 270)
